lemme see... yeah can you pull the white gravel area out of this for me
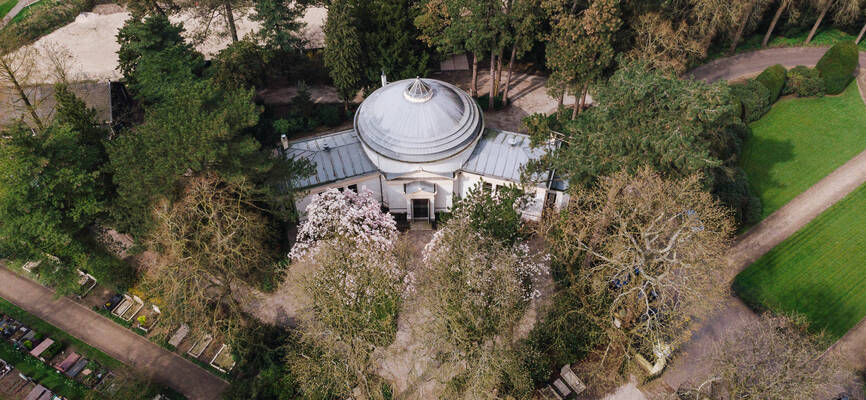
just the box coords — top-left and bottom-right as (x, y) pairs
(16, 5), (325, 84)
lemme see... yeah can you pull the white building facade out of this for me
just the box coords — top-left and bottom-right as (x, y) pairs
(284, 77), (568, 223)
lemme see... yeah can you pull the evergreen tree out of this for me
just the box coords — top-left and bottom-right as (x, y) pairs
(355, 0), (431, 89)
(251, 0), (308, 54)
(323, 0), (362, 110)
(0, 85), (110, 293)
(545, 0), (621, 118)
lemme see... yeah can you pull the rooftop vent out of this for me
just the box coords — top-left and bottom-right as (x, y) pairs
(508, 136), (519, 146)
(321, 138), (331, 151)
(403, 77), (434, 103)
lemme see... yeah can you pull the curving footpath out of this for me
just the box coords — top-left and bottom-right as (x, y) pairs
(660, 48), (866, 393)
(0, 266), (228, 400)
(0, 0), (39, 28)
(686, 46), (866, 83)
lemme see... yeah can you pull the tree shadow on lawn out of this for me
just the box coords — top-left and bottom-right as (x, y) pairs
(742, 134), (795, 201)
(735, 270), (860, 342)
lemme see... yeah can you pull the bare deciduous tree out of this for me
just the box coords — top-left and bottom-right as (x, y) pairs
(676, 314), (856, 400)
(142, 174), (277, 341)
(546, 168), (734, 379)
(0, 47), (44, 132)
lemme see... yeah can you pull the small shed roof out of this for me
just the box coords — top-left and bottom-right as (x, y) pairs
(56, 353), (80, 372)
(0, 82), (114, 128)
(29, 338), (54, 358)
(285, 130), (378, 188)
(24, 385), (48, 400)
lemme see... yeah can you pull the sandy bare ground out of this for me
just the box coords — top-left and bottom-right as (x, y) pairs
(260, 69), (586, 134)
(433, 69), (591, 133)
(16, 5), (325, 84)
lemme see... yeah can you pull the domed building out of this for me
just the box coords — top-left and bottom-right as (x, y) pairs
(283, 77), (568, 224)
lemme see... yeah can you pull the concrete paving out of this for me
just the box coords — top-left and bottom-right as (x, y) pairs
(0, 266), (228, 400)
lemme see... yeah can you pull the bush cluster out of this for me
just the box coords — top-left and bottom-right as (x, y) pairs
(731, 79), (772, 123)
(784, 65), (826, 97)
(756, 64), (786, 102)
(816, 40), (858, 95)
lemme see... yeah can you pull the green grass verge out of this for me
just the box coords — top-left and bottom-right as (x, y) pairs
(734, 183), (866, 340)
(0, 0), (18, 19)
(9, 0), (43, 24)
(0, 341), (90, 399)
(0, 297), (124, 370)
(740, 82), (866, 222)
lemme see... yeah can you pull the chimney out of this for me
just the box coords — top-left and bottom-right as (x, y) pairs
(381, 71), (388, 87)
(280, 134), (289, 150)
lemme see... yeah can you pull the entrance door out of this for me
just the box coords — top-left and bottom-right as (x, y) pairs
(412, 199), (429, 220)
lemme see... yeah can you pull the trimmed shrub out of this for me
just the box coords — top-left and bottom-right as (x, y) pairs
(730, 79), (772, 123)
(784, 66), (825, 97)
(756, 64), (787, 102)
(816, 40), (858, 95)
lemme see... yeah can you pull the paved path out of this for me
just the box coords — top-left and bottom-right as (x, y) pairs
(686, 46), (866, 83)
(660, 49), (866, 394)
(0, 0), (39, 28)
(0, 267), (228, 400)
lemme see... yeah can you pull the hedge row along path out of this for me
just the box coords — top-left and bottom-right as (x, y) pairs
(658, 49), (866, 394)
(0, 265), (229, 400)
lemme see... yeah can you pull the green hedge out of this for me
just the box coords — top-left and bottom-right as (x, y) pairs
(731, 79), (772, 123)
(816, 40), (859, 95)
(756, 64), (786, 102)
(784, 65), (826, 97)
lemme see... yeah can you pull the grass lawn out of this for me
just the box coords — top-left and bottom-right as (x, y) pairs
(734, 183), (866, 340)
(0, 0), (17, 20)
(740, 82), (866, 221)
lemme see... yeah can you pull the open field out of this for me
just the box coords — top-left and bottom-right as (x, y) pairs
(734, 183), (866, 340)
(741, 82), (866, 221)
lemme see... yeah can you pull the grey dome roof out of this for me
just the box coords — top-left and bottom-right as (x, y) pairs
(354, 78), (484, 163)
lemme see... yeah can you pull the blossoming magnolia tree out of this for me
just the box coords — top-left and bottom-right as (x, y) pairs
(289, 188), (398, 261)
(287, 188), (412, 399)
(421, 208), (549, 397)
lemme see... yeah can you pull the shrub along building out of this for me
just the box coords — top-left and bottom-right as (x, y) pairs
(283, 77), (569, 224)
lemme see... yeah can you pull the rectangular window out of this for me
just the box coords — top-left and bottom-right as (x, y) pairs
(482, 182), (493, 193)
(347, 184), (358, 192)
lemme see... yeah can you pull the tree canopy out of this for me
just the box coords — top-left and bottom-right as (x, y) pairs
(526, 61), (759, 224)
(0, 84), (111, 293)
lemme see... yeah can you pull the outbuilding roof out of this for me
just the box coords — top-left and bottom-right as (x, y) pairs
(462, 130), (548, 183)
(285, 130), (378, 188)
